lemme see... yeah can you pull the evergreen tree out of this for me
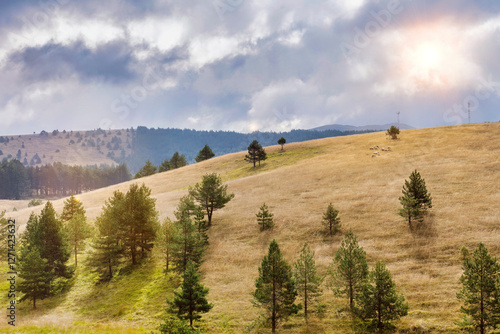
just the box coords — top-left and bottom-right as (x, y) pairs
(245, 140), (266, 167)
(171, 261), (213, 328)
(65, 213), (91, 267)
(158, 158), (172, 172)
(134, 160), (157, 179)
(159, 315), (200, 334)
(322, 203), (341, 236)
(328, 230), (368, 309)
(399, 170), (432, 230)
(118, 183), (159, 264)
(253, 240), (299, 333)
(355, 261), (408, 330)
(457, 243), (500, 334)
(170, 152), (188, 169)
(0, 210), (9, 261)
(256, 203), (274, 231)
(29, 202), (71, 278)
(156, 218), (176, 272)
(277, 137), (286, 151)
(60, 195), (86, 222)
(195, 145), (215, 163)
(87, 196), (123, 281)
(189, 173), (234, 227)
(193, 206), (209, 247)
(171, 196), (207, 273)
(293, 243), (323, 319)
(17, 245), (52, 309)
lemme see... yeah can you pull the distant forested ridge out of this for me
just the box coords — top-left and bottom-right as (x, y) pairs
(0, 160), (131, 199)
(116, 127), (374, 173)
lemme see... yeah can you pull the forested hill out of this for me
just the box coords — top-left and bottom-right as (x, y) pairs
(117, 126), (375, 172)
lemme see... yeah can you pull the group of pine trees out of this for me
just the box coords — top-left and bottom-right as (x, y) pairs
(0, 160), (131, 199)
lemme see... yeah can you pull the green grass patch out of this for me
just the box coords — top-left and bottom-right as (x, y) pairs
(223, 146), (326, 182)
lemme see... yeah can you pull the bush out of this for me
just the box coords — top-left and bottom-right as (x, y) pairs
(28, 199), (43, 207)
(386, 126), (400, 140)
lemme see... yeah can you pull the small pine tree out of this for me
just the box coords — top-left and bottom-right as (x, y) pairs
(158, 158), (171, 172)
(457, 243), (500, 334)
(253, 240), (299, 333)
(322, 203), (341, 236)
(293, 243), (323, 320)
(256, 203), (274, 231)
(65, 212), (91, 267)
(134, 160), (157, 179)
(60, 195), (86, 222)
(245, 140), (266, 167)
(159, 315), (200, 334)
(195, 145), (215, 163)
(399, 170), (432, 230)
(277, 137), (286, 151)
(156, 218), (176, 272)
(386, 125), (400, 139)
(170, 152), (188, 169)
(171, 261), (213, 328)
(189, 173), (234, 227)
(17, 246), (53, 308)
(355, 261), (408, 330)
(328, 230), (369, 309)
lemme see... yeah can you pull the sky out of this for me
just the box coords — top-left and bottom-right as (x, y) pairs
(1, 0), (500, 135)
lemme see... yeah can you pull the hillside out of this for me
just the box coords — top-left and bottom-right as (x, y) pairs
(2, 122), (500, 333)
(0, 129), (132, 167)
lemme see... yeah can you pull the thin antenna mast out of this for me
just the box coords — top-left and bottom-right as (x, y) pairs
(396, 111), (400, 127)
(468, 102), (470, 124)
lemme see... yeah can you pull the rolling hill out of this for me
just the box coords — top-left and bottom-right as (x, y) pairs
(1, 122), (500, 333)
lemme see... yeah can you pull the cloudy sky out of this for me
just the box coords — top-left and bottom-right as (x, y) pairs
(1, 0), (500, 135)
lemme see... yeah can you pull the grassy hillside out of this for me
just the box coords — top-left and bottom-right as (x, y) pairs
(1, 123), (500, 333)
(0, 129), (132, 167)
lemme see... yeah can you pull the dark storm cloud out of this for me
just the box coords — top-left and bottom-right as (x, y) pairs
(9, 41), (137, 84)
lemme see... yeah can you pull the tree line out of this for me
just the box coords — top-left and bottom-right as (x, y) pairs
(0, 160), (131, 199)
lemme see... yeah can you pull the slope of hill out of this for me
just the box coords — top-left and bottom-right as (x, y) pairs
(1, 122), (500, 333)
(310, 122), (415, 131)
(0, 129), (132, 167)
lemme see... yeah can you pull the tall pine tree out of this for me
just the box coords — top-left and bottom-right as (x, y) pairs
(156, 218), (176, 272)
(17, 246), (52, 309)
(64, 212), (91, 267)
(355, 261), (408, 330)
(195, 145), (215, 162)
(171, 261), (213, 328)
(60, 195), (86, 222)
(399, 170), (432, 230)
(457, 243), (500, 334)
(328, 230), (368, 309)
(293, 243), (323, 320)
(253, 240), (299, 333)
(322, 203), (341, 236)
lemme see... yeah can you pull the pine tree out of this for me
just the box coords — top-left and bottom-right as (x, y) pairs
(17, 245), (53, 309)
(156, 218), (176, 272)
(277, 137), (286, 151)
(134, 160), (157, 179)
(30, 202), (71, 278)
(119, 184), (159, 264)
(159, 315), (200, 334)
(457, 243), (500, 334)
(60, 195), (86, 222)
(189, 173), (234, 227)
(399, 170), (432, 230)
(65, 212), (91, 267)
(170, 152), (188, 169)
(322, 203), (341, 236)
(87, 212), (123, 281)
(158, 158), (171, 172)
(245, 140), (266, 167)
(293, 243), (323, 320)
(0, 210), (9, 261)
(253, 240), (299, 333)
(256, 203), (274, 231)
(328, 230), (368, 309)
(171, 196), (207, 273)
(355, 261), (408, 330)
(195, 145), (215, 163)
(171, 261), (213, 328)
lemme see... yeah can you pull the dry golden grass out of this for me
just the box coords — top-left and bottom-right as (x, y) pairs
(2, 123), (500, 333)
(0, 129), (131, 167)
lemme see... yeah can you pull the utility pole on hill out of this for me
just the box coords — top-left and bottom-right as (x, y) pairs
(468, 102), (471, 124)
(396, 111), (400, 127)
